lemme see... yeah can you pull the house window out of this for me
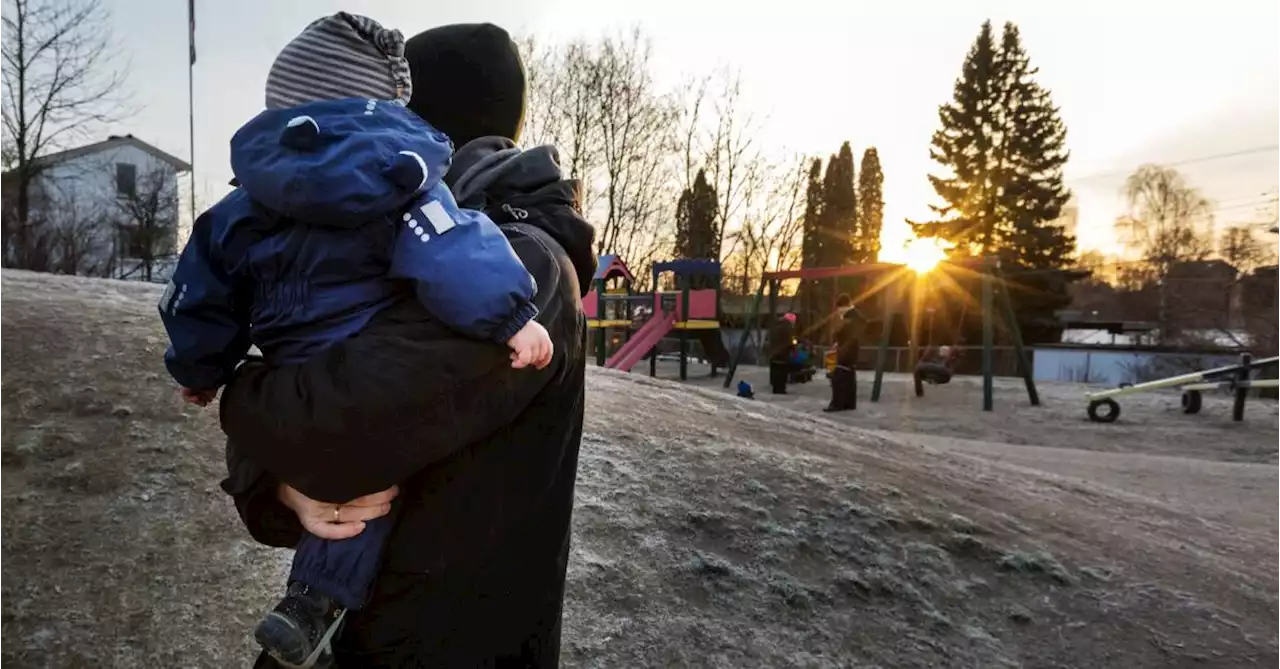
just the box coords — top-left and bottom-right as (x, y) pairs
(116, 163), (137, 198)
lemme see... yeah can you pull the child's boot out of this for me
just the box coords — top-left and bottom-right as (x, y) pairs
(255, 581), (347, 668)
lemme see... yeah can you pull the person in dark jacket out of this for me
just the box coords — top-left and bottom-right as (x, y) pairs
(825, 294), (865, 412)
(160, 15), (557, 666)
(766, 313), (797, 394)
(216, 23), (595, 668)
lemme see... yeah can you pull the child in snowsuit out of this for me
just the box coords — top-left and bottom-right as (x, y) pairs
(157, 13), (551, 667)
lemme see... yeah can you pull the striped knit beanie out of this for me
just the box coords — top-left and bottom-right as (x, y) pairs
(265, 12), (412, 110)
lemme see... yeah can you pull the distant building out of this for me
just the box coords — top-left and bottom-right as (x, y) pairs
(1, 134), (190, 281)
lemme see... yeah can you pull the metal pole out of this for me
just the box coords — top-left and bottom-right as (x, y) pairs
(1233, 352), (1252, 422)
(1269, 223), (1280, 353)
(908, 277), (921, 375)
(594, 278), (606, 367)
(723, 277), (767, 388)
(994, 267), (1040, 406)
(679, 275), (690, 381)
(870, 286), (894, 402)
(981, 259), (994, 411)
(187, 0), (197, 235)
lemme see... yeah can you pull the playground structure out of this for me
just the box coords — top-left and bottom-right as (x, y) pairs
(723, 257), (1042, 412)
(1084, 353), (1279, 423)
(582, 256), (730, 380)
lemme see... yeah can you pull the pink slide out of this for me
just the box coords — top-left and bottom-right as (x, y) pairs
(605, 311), (676, 372)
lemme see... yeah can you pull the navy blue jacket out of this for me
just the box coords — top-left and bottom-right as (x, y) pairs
(159, 99), (537, 390)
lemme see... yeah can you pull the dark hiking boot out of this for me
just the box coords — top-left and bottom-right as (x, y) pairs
(255, 582), (346, 668)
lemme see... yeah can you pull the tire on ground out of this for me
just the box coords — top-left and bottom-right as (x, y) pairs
(1181, 389), (1202, 414)
(1087, 398), (1120, 423)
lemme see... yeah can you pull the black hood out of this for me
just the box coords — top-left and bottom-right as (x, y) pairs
(447, 137), (596, 294)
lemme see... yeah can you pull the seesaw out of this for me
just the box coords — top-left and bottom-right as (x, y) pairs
(1085, 353), (1279, 423)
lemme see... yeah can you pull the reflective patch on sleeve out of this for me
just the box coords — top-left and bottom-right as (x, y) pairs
(159, 280), (186, 314)
(419, 200), (456, 236)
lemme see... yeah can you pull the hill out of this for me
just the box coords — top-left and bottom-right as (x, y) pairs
(2, 270), (1276, 667)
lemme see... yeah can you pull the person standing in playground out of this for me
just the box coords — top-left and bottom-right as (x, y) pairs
(826, 294), (865, 412)
(767, 312), (797, 394)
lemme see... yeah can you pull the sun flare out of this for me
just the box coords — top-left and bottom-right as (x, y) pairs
(901, 237), (950, 274)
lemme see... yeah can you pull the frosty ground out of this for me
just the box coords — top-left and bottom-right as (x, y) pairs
(2, 270), (1276, 668)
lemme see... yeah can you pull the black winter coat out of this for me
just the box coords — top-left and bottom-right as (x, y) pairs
(219, 139), (595, 668)
(834, 315), (862, 368)
(766, 318), (795, 363)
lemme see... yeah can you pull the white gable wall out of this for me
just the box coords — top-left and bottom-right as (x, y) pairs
(33, 143), (181, 280)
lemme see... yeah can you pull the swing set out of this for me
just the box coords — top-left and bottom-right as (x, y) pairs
(722, 257), (1042, 411)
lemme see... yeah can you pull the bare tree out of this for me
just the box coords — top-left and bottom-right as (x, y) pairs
(47, 193), (108, 275)
(521, 29), (681, 282)
(677, 68), (765, 262)
(2, 0), (130, 268)
(722, 155), (808, 294)
(521, 36), (605, 214)
(114, 166), (178, 282)
(1219, 226), (1274, 276)
(592, 29), (680, 272)
(1114, 164), (1215, 337)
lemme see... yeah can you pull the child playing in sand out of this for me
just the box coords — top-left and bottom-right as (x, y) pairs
(157, 13), (551, 667)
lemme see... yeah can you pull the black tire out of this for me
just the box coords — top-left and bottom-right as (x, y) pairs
(1118, 382), (1133, 389)
(1181, 390), (1202, 414)
(1087, 398), (1120, 423)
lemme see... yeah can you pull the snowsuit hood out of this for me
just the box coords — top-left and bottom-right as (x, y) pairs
(447, 136), (596, 294)
(230, 98), (454, 228)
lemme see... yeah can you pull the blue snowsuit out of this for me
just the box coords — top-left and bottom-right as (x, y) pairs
(159, 98), (538, 610)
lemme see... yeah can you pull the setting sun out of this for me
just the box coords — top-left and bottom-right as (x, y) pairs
(899, 237), (950, 274)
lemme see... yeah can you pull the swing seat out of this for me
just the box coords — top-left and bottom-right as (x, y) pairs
(914, 362), (953, 385)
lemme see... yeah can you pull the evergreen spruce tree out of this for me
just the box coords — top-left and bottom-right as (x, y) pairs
(996, 23), (1074, 269)
(822, 142), (858, 268)
(912, 20), (1002, 254)
(820, 143), (858, 322)
(797, 157), (827, 329)
(857, 147), (885, 263)
(912, 20), (1075, 269)
(673, 169), (719, 288)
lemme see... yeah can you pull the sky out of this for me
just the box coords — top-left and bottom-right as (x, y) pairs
(100, 0), (1279, 262)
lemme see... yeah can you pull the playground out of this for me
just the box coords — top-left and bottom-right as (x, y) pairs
(2, 270), (1277, 667)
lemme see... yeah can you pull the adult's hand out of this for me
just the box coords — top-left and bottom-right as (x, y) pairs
(277, 483), (399, 540)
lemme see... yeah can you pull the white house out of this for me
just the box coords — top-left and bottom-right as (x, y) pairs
(3, 134), (191, 282)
